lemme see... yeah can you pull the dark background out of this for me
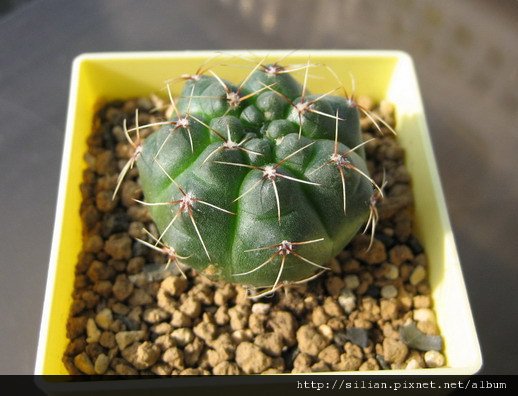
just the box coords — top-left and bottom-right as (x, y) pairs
(0, 0), (517, 374)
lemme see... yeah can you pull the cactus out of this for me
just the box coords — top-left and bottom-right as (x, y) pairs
(116, 57), (388, 297)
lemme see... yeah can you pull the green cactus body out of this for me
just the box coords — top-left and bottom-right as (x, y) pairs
(136, 65), (373, 289)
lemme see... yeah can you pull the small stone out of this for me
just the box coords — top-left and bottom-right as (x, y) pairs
(269, 311), (297, 346)
(85, 343), (104, 362)
(405, 352), (425, 370)
(81, 290), (100, 309)
(154, 334), (175, 351)
(409, 265), (426, 285)
(157, 290), (176, 314)
(128, 221), (145, 240)
(254, 332), (284, 357)
(228, 305), (250, 331)
(278, 292), (305, 316)
(193, 321), (217, 342)
(99, 331), (116, 349)
(325, 276), (345, 296)
(231, 329), (253, 344)
(96, 190), (118, 213)
(142, 307), (170, 324)
(296, 325), (330, 357)
(213, 283), (236, 306)
(196, 348), (217, 371)
(129, 288), (152, 306)
(424, 350), (445, 368)
(293, 352), (312, 372)
(344, 274), (360, 290)
(161, 276), (188, 297)
(73, 352), (95, 375)
(171, 310), (192, 327)
(130, 341), (160, 369)
(381, 284), (398, 299)
(190, 283), (214, 305)
(214, 306), (229, 326)
(359, 357), (380, 371)
(112, 303), (129, 315)
(95, 308), (113, 330)
(413, 295), (431, 309)
(94, 353), (110, 374)
(179, 297), (201, 318)
(311, 306), (329, 327)
(235, 342), (272, 374)
(417, 320), (439, 335)
(113, 275), (134, 301)
(151, 363), (173, 375)
(65, 338), (86, 356)
(251, 302), (271, 316)
(318, 345), (340, 365)
(121, 181), (142, 207)
(152, 322), (172, 335)
(311, 361), (330, 372)
(95, 150), (116, 175)
(128, 205), (151, 222)
(342, 258), (360, 272)
(84, 235), (104, 253)
(209, 334), (235, 361)
(184, 337), (204, 366)
(323, 297), (344, 317)
(304, 295), (319, 311)
(115, 330), (145, 350)
(383, 264), (399, 280)
(70, 299), (86, 316)
(126, 257), (145, 275)
(338, 288), (356, 314)
(383, 338), (408, 364)
(93, 280), (112, 297)
(86, 318), (101, 343)
(126, 306), (142, 328)
(413, 308), (436, 323)
(67, 316), (88, 339)
(389, 245), (414, 265)
(336, 354), (362, 371)
(171, 328), (194, 347)
(81, 206), (99, 230)
(380, 299), (399, 321)
(213, 361), (240, 375)
(162, 347), (184, 370)
(234, 286), (249, 305)
(104, 234), (132, 260)
(318, 324), (334, 341)
(353, 236), (387, 264)
(344, 342), (362, 360)
(248, 313), (265, 334)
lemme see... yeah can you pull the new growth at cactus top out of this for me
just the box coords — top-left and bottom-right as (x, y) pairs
(115, 55), (389, 298)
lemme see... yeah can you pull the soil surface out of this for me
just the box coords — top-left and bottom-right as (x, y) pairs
(63, 95), (445, 375)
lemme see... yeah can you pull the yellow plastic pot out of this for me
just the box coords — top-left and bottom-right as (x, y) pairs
(35, 50), (482, 376)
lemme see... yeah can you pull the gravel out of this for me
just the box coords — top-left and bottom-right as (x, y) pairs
(63, 97), (445, 375)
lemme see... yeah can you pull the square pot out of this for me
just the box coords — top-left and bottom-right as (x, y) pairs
(35, 50), (482, 376)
